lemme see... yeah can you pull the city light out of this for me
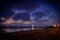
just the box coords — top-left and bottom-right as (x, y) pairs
(53, 24), (56, 27)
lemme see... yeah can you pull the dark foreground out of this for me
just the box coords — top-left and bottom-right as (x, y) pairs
(0, 27), (60, 40)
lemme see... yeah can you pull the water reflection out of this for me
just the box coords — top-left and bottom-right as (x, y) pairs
(2, 28), (44, 33)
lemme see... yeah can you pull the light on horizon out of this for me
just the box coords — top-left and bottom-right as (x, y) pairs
(53, 24), (56, 27)
(58, 24), (60, 27)
(32, 25), (34, 30)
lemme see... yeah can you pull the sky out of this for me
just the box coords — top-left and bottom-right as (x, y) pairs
(0, 0), (60, 26)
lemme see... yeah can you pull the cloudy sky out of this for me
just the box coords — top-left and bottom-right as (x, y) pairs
(0, 0), (60, 26)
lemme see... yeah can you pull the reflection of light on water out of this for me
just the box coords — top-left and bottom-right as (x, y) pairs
(2, 27), (44, 33)
(2, 28), (31, 32)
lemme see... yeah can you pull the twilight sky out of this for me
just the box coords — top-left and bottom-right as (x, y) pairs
(0, 0), (60, 26)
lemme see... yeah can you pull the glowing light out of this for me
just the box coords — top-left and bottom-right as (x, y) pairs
(53, 24), (56, 27)
(32, 25), (34, 30)
(32, 25), (34, 27)
(58, 24), (60, 27)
